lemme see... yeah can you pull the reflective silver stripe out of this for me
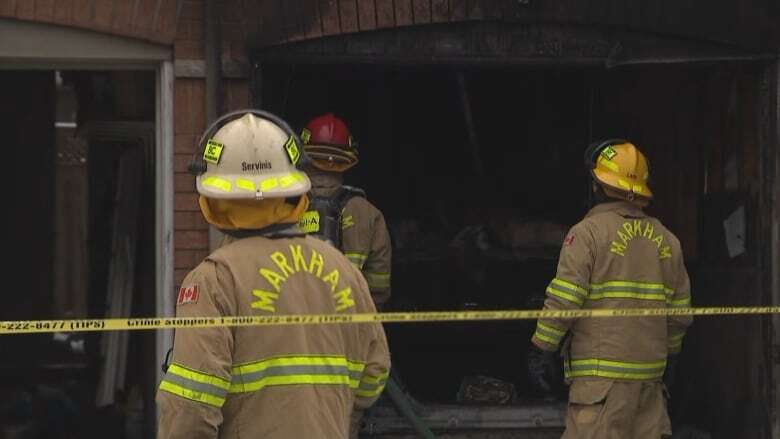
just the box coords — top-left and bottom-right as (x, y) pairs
(232, 364), (351, 386)
(163, 371), (229, 399)
(358, 378), (387, 392)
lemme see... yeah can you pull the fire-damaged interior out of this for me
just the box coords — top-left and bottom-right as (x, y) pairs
(1, 70), (158, 438)
(254, 40), (776, 437)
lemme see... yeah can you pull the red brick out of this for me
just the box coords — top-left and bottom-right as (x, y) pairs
(225, 80), (250, 111)
(179, 0), (203, 21)
(175, 211), (209, 230)
(175, 249), (209, 268)
(94, 0), (113, 29)
(174, 153), (194, 173)
(174, 268), (190, 286)
(154, 0), (179, 42)
(174, 39), (205, 59)
(0, 1), (17, 17)
(190, 80), (206, 132)
(35, 0), (55, 21)
(133, 0), (157, 33)
(175, 134), (198, 154)
(175, 172), (196, 192)
(175, 230), (209, 249)
(175, 192), (200, 211)
(73, 0), (92, 26)
(111, 0), (134, 32)
(53, 0), (74, 23)
(223, 0), (242, 22)
(16, 0), (34, 19)
(175, 80), (191, 134)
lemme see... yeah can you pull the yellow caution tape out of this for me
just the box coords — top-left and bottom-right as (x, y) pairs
(1, 307), (779, 335)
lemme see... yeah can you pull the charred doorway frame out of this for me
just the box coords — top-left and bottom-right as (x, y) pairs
(252, 22), (780, 436)
(0, 17), (176, 418)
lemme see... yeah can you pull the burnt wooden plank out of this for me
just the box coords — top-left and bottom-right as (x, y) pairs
(280, 0), (305, 41)
(357, 0), (377, 30)
(431, 0), (448, 22)
(412, 0), (430, 23)
(300, 0), (324, 38)
(466, 0), (484, 19)
(338, 0), (359, 33)
(450, 0), (466, 20)
(480, 0), (501, 18)
(320, 0), (340, 35)
(375, 0), (395, 27)
(394, 0), (413, 25)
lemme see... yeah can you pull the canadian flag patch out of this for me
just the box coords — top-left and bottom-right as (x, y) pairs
(177, 284), (200, 305)
(564, 234), (576, 246)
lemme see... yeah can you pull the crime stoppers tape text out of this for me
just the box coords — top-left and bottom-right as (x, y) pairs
(2, 306), (780, 335)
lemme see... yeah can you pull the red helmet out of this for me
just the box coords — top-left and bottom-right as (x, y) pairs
(301, 113), (359, 172)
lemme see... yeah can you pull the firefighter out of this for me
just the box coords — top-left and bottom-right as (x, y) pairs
(156, 110), (391, 439)
(298, 113), (393, 307)
(528, 139), (692, 439)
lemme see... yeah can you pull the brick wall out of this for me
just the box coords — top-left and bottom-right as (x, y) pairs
(173, 0), (250, 286)
(0, 0), (179, 44)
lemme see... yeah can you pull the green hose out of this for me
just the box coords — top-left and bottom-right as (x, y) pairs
(384, 376), (437, 439)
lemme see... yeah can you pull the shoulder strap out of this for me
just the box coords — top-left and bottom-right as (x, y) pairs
(336, 185), (365, 210)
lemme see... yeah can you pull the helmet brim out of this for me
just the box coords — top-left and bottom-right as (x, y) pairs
(197, 169), (311, 200)
(592, 168), (654, 199)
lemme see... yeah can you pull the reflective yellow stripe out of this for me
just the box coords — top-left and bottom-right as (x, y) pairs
(356, 370), (389, 398)
(167, 364), (230, 390)
(535, 321), (566, 344)
(230, 374), (351, 393)
(203, 176), (231, 192)
(565, 358), (666, 380)
(589, 291), (667, 301)
(260, 178), (279, 191)
(236, 178), (256, 192)
(345, 253), (368, 262)
(533, 331), (560, 346)
(342, 215), (355, 230)
(589, 281), (671, 302)
(229, 355), (366, 394)
(669, 296), (691, 307)
(280, 175), (296, 188)
(346, 253), (368, 269)
(364, 272), (390, 289)
(232, 355), (351, 374)
(159, 380), (226, 407)
(546, 286), (584, 306)
(551, 278), (588, 296)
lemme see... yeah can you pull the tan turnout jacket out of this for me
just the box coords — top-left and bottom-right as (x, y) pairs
(532, 201), (692, 381)
(310, 174), (393, 305)
(157, 230), (391, 439)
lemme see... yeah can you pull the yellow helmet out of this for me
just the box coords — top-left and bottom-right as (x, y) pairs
(584, 139), (653, 202)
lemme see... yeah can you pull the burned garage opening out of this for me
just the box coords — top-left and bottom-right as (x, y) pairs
(1, 70), (158, 438)
(252, 20), (777, 439)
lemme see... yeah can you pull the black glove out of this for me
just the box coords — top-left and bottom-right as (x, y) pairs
(663, 355), (678, 389)
(527, 344), (557, 393)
